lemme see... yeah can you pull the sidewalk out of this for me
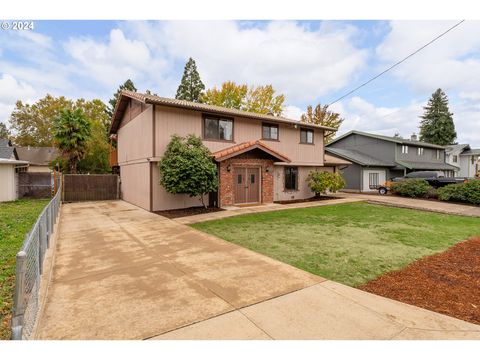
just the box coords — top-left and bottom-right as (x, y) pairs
(336, 193), (480, 218)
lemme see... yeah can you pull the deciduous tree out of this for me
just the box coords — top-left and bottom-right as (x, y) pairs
(306, 171), (345, 196)
(419, 88), (457, 145)
(201, 82), (285, 116)
(300, 104), (343, 143)
(158, 135), (218, 208)
(175, 58), (205, 102)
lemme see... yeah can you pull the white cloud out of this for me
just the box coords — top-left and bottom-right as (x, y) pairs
(64, 29), (167, 88)
(283, 105), (303, 120)
(154, 21), (368, 103)
(376, 20), (480, 93)
(0, 74), (37, 124)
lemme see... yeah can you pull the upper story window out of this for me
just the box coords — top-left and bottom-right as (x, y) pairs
(452, 155), (458, 163)
(401, 145), (409, 154)
(300, 128), (314, 144)
(436, 150), (441, 160)
(417, 147), (424, 156)
(262, 123), (279, 140)
(203, 116), (233, 141)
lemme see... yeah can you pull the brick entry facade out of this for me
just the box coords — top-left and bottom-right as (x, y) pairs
(218, 151), (275, 207)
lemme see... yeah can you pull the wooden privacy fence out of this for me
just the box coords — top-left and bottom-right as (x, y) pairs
(62, 174), (120, 202)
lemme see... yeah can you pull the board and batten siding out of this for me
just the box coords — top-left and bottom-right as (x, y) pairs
(153, 105), (325, 164)
(117, 104), (153, 164)
(273, 165), (334, 202)
(0, 164), (17, 202)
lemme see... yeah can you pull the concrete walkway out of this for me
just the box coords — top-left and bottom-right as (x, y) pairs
(335, 192), (480, 217)
(176, 197), (362, 225)
(35, 200), (480, 340)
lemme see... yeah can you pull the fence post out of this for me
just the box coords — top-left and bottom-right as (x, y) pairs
(11, 250), (27, 340)
(116, 175), (120, 200)
(38, 217), (45, 275)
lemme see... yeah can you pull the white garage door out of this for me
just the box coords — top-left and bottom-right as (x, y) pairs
(362, 169), (386, 192)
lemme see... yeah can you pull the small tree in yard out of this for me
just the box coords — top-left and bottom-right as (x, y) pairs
(306, 171), (345, 196)
(158, 134), (218, 208)
(53, 108), (91, 174)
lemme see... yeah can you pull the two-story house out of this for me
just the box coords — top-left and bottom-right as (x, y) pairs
(445, 144), (480, 178)
(109, 91), (350, 211)
(325, 130), (459, 192)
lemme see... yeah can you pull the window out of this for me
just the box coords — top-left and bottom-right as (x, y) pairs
(453, 155), (458, 163)
(369, 173), (379, 189)
(284, 167), (298, 190)
(300, 128), (314, 144)
(203, 116), (233, 141)
(417, 147), (424, 156)
(401, 145), (408, 154)
(237, 174), (242, 184)
(262, 123), (279, 140)
(436, 150), (441, 160)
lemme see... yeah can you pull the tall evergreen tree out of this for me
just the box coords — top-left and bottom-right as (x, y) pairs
(0, 122), (10, 139)
(107, 79), (137, 117)
(419, 88), (457, 145)
(175, 58), (205, 102)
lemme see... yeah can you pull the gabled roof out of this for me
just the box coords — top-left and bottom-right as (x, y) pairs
(445, 144), (470, 153)
(395, 160), (459, 171)
(0, 138), (18, 160)
(328, 130), (445, 150)
(16, 146), (58, 166)
(461, 148), (480, 156)
(110, 91), (338, 134)
(324, 153), (352, 166)
(212, 140), (291, 163)
(325, 148), (395, 167)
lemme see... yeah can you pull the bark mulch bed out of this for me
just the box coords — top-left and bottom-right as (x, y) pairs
(359, 237), (480, 325)
(274, 196), (337, 205)
(154, 206), (224, 219)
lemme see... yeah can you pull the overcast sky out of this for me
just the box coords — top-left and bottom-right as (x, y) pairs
(0, 20), (479, 147)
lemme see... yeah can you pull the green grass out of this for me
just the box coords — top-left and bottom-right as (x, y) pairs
(191, 202), (480, 287)
(0, 198), (49, 340)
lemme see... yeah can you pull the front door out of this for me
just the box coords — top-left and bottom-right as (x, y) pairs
(234, 167), (260, 204)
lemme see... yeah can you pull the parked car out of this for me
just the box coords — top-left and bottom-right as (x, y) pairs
(378, 171), (468, 195)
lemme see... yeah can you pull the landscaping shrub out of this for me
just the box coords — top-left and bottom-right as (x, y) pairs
(437, 180), (480, 205)
(425, 187), (438, 199)
(306, 171), (345, 196)
(390, 179), (432, 198)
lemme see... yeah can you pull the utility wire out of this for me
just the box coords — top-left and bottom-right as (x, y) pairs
(328, 20), (465, 106)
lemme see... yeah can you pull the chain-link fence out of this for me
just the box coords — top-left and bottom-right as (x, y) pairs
(11, 184), (62, 340)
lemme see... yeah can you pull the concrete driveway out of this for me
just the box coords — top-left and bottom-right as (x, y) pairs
(35, 200), (480, 340)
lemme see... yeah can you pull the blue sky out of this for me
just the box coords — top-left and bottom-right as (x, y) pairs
(0, 20), (479, 146)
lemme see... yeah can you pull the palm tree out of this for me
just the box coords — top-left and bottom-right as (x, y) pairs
(53, 108), (91, 174)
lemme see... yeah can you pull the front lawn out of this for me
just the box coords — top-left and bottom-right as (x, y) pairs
(191, 202), (480, 287)
(0, 198), (49, 340)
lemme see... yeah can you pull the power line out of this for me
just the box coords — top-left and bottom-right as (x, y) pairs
(328, 20), (465, 106)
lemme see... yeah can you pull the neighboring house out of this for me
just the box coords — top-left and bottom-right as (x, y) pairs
(326, 130), (459, 192)
(445, 144), (480, 178)
(0, 158), (28, 202)
(0, 138), (19, 160)
(109, 91), (350, 211)
(16, 146), (58, 172)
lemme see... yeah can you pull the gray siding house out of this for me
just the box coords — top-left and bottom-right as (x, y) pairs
(445, 144), (480, 178)
(326, 131), (459, 192)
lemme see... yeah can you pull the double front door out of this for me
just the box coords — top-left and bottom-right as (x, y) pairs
(233, 167), (260, 204)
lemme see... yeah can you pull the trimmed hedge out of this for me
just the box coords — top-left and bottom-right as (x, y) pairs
(437, 180), (480, 205)
(390, 179), (432, 198)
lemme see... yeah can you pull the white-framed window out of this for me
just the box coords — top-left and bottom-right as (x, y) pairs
(453, 155), (458, 163)
(401, 145), (408, 154)
(417, 147), (424, 156)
